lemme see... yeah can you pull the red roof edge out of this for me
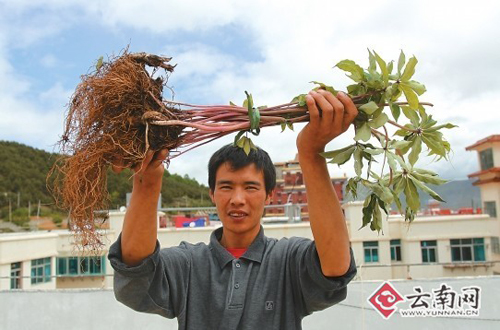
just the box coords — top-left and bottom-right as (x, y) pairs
(468, 167), (500, 178)
(466, 134), (500, 151)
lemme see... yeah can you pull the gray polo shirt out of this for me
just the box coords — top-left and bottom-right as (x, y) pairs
(109, 226), (356, 330)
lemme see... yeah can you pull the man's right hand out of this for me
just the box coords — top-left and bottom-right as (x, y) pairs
(132, 149), (169, 188)
(120, 149), (169, 266)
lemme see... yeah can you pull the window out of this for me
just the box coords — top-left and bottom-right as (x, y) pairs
(390, 239), (402, 261)
(11, 262), (22, 289)
(479, 148), (494, 171)
(421, 241), (437, 263)
(492, 237), (500, 254)
(363, 241), (379, 262)
(57, 256), (106, 276)
(484, 201), (497, 218)
(450, 238), (485, 262)
(31, 257), (51, 284)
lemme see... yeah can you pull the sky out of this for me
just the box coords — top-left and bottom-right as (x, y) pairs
(0, 0), (499, 185)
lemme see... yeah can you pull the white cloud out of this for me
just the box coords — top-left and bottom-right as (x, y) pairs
(0, 0), (499, 184)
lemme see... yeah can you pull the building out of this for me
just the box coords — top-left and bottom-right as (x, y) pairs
(347, 134), (500, 280)
(1, 135), (500, 289)
(267, 154), (347, 220)
(466, 134), (500, 218)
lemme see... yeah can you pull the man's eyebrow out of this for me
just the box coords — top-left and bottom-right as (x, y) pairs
(216, 180), (262, 186)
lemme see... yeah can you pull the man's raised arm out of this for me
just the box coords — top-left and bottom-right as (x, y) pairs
(296, 90), (358, 277)
(117, 149), (169, 266)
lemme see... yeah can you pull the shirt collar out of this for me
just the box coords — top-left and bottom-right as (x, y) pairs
(209, 226), (266, 269)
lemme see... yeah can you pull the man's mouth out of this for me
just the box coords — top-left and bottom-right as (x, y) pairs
(228, 211), (248, 220)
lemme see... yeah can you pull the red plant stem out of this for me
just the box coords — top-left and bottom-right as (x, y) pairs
(151, 119), (251, 132)
(387, 120), (418, 133)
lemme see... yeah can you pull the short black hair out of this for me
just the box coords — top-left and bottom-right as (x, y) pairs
(208, 144), (276, 196)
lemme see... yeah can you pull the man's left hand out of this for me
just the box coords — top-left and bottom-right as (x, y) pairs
(296, 89), (358, 157)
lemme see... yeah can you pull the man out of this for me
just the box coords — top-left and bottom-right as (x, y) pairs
(108, 89), (358, 329)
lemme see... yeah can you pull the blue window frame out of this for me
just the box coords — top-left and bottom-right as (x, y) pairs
(363, 241), (379, 263)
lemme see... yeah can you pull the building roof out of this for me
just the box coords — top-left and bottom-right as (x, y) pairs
(471, 177), (500, 186)
(465, 134), (500, 150)
(468, 167), (500, 178)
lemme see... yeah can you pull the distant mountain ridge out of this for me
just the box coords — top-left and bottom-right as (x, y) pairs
(0, 141), (212, 219)
(343, 177), (481, 211)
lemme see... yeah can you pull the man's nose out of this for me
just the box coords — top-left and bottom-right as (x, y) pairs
(230, 188), (245, 205)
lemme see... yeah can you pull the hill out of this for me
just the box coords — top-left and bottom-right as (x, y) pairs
(0, 141), (212, 224)
(343, 177), (481, 210)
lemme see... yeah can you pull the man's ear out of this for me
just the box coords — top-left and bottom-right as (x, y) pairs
(265, 189), (274, 205)
(209, 189), (215, 204)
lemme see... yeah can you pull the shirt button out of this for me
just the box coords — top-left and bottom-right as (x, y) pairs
(235, 263), (241, 268)
(234, 283), (240, 289)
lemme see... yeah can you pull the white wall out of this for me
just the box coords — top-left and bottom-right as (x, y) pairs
(1, 277), (499, 330)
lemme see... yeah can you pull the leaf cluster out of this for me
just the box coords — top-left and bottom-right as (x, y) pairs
(231, 50), (457, 232)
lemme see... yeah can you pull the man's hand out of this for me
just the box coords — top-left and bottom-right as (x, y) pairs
(120, 149), (169, 266)
(296, 90), (357, 277)
(296, 90), (358, 157)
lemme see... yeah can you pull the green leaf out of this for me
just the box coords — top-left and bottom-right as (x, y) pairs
(286, 121), (294, 131)
(369, 182), (394, 205)
(399, 84), (419, 109)
(387, 152), (408, 171)
(96, 56), (104, 71)
(413, 168), (438, 176)
(393, 176), (406, 195)
(400, 56), (417, 82)
(291, 94), (307, 107)
(404, 178), (420, 212)
(397, 50), (405, 76)
(390, 103), (401, 122)
(229, 101), (237, 106)
(411, 172), (448, 185)
(408, 136), (422, 166)
(392, 190), (403, 213)
(361, 194), (376, 229)
(335, 59), (365, 82)
(405, 80), (426, 96)
(236, 135), (247, 148)
(280, 121), (286, 132)
(371, 203), (383, 232)
(421, 134), (447, 158)
(346, 178), (359, 199)
(424, 123), (458, 132)
(368, 49), (377, 74)
(354, 123), (372, 142)
(359, 101), (379, 115)
(387, 61), (394, 74)
(374, 51), (388, 86)
(324, 145), (356, 165)
(409, 176), (446, 203)
(243, 138), (251, 155)
(353, 148), (363, 176)
(311, 81), (337, 95)
(401, 106), (420, 125)
(368, 113), (389, 129)
(390, 140), (412, 150)
(386, 151), (398, 173)
(233, 131), (246, 146)
(321, 144), (356, 158)
(363, 148), (384, 156)
(245, 91), (260, 132)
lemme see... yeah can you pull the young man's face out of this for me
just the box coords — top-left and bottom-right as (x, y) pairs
(210, 162), (271, 242)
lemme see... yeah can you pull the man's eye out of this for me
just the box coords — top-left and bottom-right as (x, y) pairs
(220, 186), (231, 190)
(246, 186), (258, 190)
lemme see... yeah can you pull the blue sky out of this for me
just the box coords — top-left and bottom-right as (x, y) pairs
(1, 0), (499, 184)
